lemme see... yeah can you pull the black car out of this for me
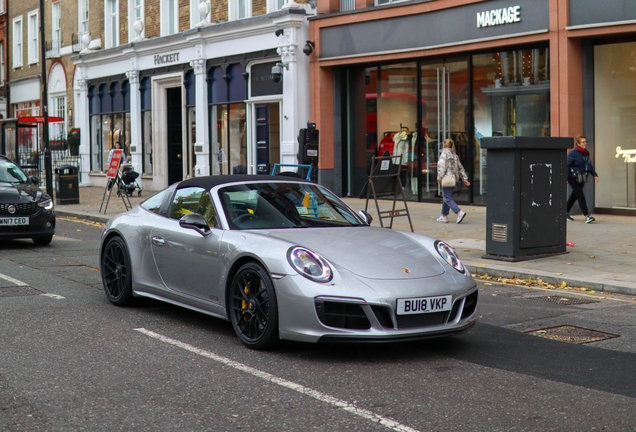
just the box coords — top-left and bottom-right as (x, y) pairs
(0, 155), (55, 245)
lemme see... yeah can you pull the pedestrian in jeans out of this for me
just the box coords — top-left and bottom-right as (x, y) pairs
(566, 135), (599, 223)
(437, 139), (470, 224)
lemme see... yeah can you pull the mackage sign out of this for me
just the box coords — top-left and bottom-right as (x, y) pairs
(477, 6), (521, 28)
(320, 0), (547, 59)
(154, 52), (180, 65)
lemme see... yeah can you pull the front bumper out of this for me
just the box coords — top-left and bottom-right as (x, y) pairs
(0, 210), (56, 240)
(275, 270), (478, 343)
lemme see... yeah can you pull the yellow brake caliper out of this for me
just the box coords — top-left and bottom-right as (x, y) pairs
(242, 279), (250, 320)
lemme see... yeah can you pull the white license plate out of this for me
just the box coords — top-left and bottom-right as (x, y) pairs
(396, 295), (452, 315)
(0, 217), (29, 226)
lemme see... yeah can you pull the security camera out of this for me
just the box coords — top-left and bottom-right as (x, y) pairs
(272, 65), (283, 83)
(271, 62), (288, 83)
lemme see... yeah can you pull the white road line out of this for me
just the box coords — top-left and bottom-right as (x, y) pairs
(0, 272), (28, 286)
(135, 328), (420, 432)
(41, 293), (65, 300)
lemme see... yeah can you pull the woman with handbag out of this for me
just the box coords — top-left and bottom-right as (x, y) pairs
(566, 135), (599, 223)
(437, 139), (470, 223)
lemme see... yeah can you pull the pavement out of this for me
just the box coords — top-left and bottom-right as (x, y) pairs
(54, 185), (636, 297)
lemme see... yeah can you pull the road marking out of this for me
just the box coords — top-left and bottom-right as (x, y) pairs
(0, 272), (28, 286)
(41, 293), (65, 300)
(135, 328), (420, 432)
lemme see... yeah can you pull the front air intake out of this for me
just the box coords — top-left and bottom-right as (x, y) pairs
(315, 301), (371, 330)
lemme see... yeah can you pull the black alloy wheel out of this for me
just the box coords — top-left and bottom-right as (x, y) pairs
(229, 262), (279, 350)
(101, 236), (134, 306)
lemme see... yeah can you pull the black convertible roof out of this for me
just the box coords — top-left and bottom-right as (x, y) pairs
(177, 175), (308, 190)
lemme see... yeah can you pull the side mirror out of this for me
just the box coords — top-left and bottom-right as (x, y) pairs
(30, 176), (40, 185)
(179, 213), (211, 236)
(358, 210), (373, 225)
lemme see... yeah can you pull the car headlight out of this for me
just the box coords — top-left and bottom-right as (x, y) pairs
(287, 246), (333, 283)
(37, 199), (53, 210)
(435, 241), (465, 273)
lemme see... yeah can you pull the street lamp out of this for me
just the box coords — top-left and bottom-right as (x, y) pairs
(39, 0), (52, 196)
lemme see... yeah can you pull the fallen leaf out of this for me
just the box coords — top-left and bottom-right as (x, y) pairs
(556, 273), (563, 276)
(560, 281), (567, 288)
(463, 249), (470, 252)
(589, 256), (595, 259)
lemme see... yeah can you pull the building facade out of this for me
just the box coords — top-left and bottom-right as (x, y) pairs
(309, 0), (636, 215)
(0, 0), (7, 119)
(72, 1), (314, 190)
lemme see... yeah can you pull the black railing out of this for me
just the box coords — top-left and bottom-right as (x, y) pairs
(45, 40), (61, 58)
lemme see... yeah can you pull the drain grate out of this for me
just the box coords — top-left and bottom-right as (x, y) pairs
(526, 295), (599, 305)
(0, 286), (43, 297)
(526, 325), (619, 344)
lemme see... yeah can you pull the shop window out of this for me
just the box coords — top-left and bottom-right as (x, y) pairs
(209, 67), (228, 104)
(100, 84), (112, 113)
(228, 64), (247, 102)
(27, 10), (38, 65)
(89, 85), (100, 114)
(594, 41), (636, 209)
(472, 47), (550, 205)
(185, 70), (196, 106)
(12, 17), (22, 69)
(142, 110), (153, 175)
(49, 95), (66, 141)
(0, 43), (5, 84)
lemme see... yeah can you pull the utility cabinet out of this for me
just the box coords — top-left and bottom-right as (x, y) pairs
(481, 136), (572, 261)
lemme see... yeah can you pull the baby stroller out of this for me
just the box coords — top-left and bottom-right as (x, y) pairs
(116, 163), (143, 197)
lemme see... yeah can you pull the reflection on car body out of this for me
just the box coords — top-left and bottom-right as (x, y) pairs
(100, 175), (477, 349)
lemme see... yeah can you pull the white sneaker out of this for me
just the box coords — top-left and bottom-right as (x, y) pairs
(456, 211), (466, 224)
(437, 216), (449, 223)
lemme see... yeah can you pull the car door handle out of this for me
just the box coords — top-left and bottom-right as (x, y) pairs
(152, 236), (165, 246)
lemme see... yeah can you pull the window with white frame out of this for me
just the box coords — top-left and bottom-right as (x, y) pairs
(0, 43), (4, 84)
(128, 0), (144, 41)
(190, 0), (211, 28)
(160, 0), (179, 36)
(79, 0), (89, 36)
(0, 0), (5, 14)
(267, 0), (286, 13)
(12, 17), (23, 68)
(49, 95), (67, 141)
(105, 0), (119, 48)
(27, 10), (38, 64)
(52, 2), (61, 56)
(229, 0), (251, 21)
(375, 0), (405, 5)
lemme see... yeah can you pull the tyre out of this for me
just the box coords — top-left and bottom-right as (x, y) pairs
(228, 262), (279, 350)
(32, 235), (53, 246)
(101, 236), (134, 306)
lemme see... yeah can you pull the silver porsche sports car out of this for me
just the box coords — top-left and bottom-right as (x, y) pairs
(100, 175), (477, 349)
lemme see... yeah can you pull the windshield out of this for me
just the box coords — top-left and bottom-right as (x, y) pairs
(0, 160), (29, 183)
(218, 182), (365, 229)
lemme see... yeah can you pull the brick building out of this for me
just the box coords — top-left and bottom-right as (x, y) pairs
(0, 0), (7, 118)
(309, 0), (636, 215)
(73, 0), (315, 189)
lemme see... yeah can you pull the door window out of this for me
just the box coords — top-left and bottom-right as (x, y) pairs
(169, 187), (217, 227)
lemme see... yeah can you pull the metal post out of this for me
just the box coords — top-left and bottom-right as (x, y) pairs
(39, 0), (52, 196)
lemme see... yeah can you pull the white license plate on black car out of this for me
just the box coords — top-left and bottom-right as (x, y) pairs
(396, 295), (452, 315)
(0, 217), (29, 226)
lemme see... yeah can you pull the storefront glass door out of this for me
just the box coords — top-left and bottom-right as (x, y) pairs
(420, 60), (470, 203)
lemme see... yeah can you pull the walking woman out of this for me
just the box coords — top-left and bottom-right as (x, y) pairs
(566, 135), (599, 223)
(437, 139), (470, 223)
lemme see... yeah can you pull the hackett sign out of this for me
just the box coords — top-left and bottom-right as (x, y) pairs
(154, 52), (180, 65)
(477, 6), (521, 28)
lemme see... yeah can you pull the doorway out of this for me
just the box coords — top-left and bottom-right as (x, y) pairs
(419, 60), (470, 203)
(254, 102), (280, 175)
(167, 88), (183, 185)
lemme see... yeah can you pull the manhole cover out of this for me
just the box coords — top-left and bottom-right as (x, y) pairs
(526, 295), (599, 305)
(0, 286), (42, 297)
(526, 325), (619, 344)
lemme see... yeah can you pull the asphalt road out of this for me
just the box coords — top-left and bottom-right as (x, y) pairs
(1, 217), (635, 431)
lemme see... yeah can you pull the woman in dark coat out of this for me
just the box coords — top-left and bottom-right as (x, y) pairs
(566, 135), (599, 223)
